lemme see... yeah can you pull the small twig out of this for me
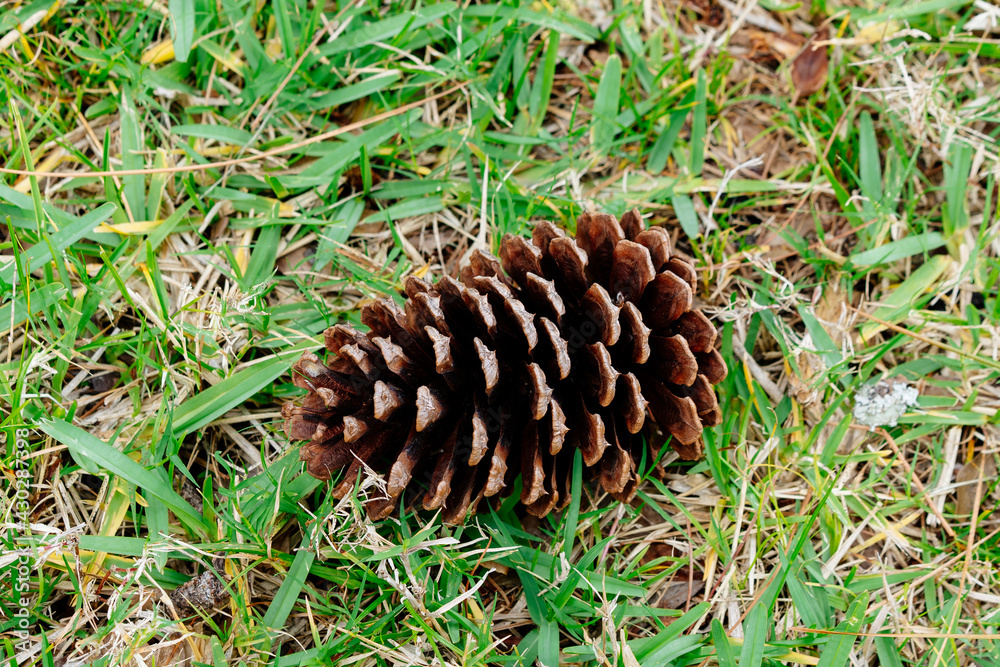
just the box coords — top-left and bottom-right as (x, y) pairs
(703, 155), (764, 232)
(788, 628), (1000, 640)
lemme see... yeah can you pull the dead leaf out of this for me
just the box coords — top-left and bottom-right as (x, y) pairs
(956, 453), (998, 515)
(651, 580), (705, 610)
(277, 244), (316, 275)
(687, 0), (726, 26)
(792, 27), (829, 97)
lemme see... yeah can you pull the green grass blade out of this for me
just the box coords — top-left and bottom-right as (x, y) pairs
(242, 224), (281, 290)
(0, 283), (67, 329)
(171, 342), (313, 437)
(859, 254), (952, 340)
(816, 591), (870, 667)
(738, 572), (783, 667)
(319, 3), (456, 56)
(172, 124), (254, 145)
(858, 111), (883, 205)
(305, 71), (402, 111)
(633, 601), (709, 661)
(528, 30), (559, 134)
(944, 141), (973, 241)
(562, 448), (583, 558)
(647, 91), (694, 174)
(8, 98), (44, 237)
(261, 539), (315, 643)
(168, 0), (195, 62)
(0, 202), (117, 285)
(711, 619), (737, 667)
(38, 420), (208, 533)
(118, 86), (146, 222)
(689, 69), (707, 176)
(874, 636), (905, 667)
(591, 54), (621, 152)
(671, 193), (700, 239)
(850, 232), (946, 267)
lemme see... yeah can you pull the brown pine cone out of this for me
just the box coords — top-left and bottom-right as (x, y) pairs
(282, 210), (727, 524)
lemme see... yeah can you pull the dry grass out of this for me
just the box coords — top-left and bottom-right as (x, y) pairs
(2, 0), (1000, 665)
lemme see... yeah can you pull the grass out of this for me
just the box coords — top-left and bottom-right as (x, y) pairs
(1, 0), (1000, 665)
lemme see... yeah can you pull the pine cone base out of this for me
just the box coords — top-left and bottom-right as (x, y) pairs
(283, 210), (727, 524)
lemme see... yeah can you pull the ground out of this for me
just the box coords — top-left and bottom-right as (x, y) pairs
(1, 0), (1000, 665)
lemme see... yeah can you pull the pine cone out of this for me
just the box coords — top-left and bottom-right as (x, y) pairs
(283, 210), (727, 524)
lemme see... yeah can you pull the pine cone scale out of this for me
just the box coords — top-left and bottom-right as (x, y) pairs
(649, 334), (699, 386)
(619, 301), (651, 364)
(610, 240), (656, 303)
(639, 272), (693, 328)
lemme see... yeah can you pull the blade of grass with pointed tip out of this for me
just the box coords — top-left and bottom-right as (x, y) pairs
(261, 538), (315, 645)
(648, 90), (695, 174)
(591, 54), (621, 153)
(172, 124), (254, 145)
(169, 0), (195, 62)
(816, 591), (870, 667)
(78, 536), (148, 556)
(859, 111), (883, 207)
(319, 3), (457, 56)
(362, 196), (445, 224)
(562, 448), (583, 559)
(306, 71), (403, 111)
(0, 202), (117, 285)
(738, 570), (784, 667)
(672, 193), (700, 239)
(689, 68), (707, 176)
(273, 0), (294, 60)
(632, 602), (710, 661)
(119, 87), (145, 223)
(144, 240), (170, 321)
(850, 232), (945, 268)
(9, 99), (44, 238)
(788, 566), (832, 629)
(38, 420), (208, 533)
(528, 30), (559, 134)
(146, 468), (172, 569)
(172, 342), (313, 437)
(711, 619), (737, 667)
(944, 141), (972, 243)
(0, 283), (66, 329)
(859, 254), (952, 340)
(242, 224), (281, 290)
(221, 0), (266, 70)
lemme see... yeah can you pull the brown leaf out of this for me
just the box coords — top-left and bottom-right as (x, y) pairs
(791, 28), (829, 97)
(956, 454), (998, 515)
(652, 581), (705, 610)
(687, 0), (726, 27)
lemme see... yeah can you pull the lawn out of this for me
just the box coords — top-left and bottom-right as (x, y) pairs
(2, 0), (1000, 665)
